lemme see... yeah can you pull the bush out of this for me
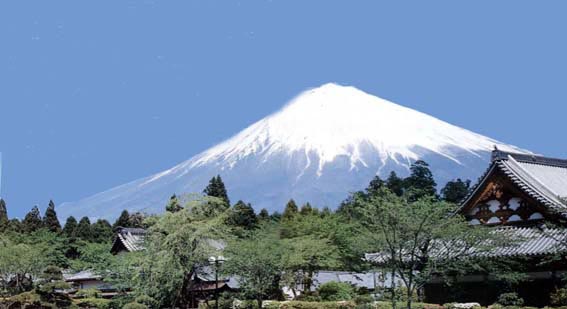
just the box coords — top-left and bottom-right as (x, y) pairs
(497, 292), (524, 307)
(75, 297), (111, 308)
(75, 288), (101, 299)
(123, 302), (148, 309)
(134, 295), (158, 308)
(354, 294), (374, 305)
(551, 288), (567, 306)
(317, 282), (356, 301)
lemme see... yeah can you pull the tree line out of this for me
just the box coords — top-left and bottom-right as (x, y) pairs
(0, 162), (488, 309)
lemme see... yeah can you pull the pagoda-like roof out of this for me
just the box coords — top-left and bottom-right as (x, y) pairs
(111, 227), (146, 253)
(459, 150), (567, 216)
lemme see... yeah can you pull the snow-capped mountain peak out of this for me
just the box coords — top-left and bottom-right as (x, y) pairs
(59, 83), (525, 220)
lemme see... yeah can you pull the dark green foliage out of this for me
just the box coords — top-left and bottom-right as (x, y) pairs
(62, 216), (78, 237)
(165, 194), (182, 213)
(282, 199), (299, 221)
(300, 203), (316, 216)
(7, 218), (22, 233)
(441, 178), (471, 204)
(551, 288), (567, 306)
(22, 206), (43, 233)
(91, 219), (113, 243)
(258, 208), (270, 221)
(270, 211), (282, 222)
(36, 266), (71, 307)
(229, 200), (258, 230)
(386, 171), (405, 196)
(203, 175), (231, 206)
(113, 210), (131, 229)
(317, 281), (355, 301)
(405, 160), (437, 200)
(76, 216), (92, 241)
(320, 207), (332, 217)
(0, 198), (8, 231)
(128, 212), (145, 228)
(497, 292), (524, 306)
(42, 200), (61, 233)
(366, 175), (385, 195)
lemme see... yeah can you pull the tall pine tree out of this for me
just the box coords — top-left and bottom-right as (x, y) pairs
(405, 160), (437, 200)
(386, 171), (405, 197)
(22, 206), (43, 233)
(0, 198), (8, 231)
(258, 208), (270, 222)
(91, 219), (113, 243)
(203, 175), (230, 206)
(229, 200), (258, 230)
(366, 175), (385, 195)
(113, 210), (131, 229)
(441, 178), (471, 204)
(43, 200), (61, 233)
(63, 216), (78, 237)
(76, 217), (92, 241)
(282, 199), (298, 221)
(165, 194), (183, 213)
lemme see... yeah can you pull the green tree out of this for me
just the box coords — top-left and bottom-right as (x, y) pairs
(359, 188), (507, 309)
(224, 226), (283, 308)
(22, 206), (43, 233)
(0, 237), (47, 295)
(165, 194), (182, 213)
(282, 199), (298, 221)
(441, 178), (471, 204)
(128, 212), (146, 228)
(91, 219), (113, 243)
(386, 171), (405, 197)
(258, 208), (270, 222)
(113, 210), (131, 229)
(299, 202), (316, 216)
(0, 198), (8, 232)
(76, 217), (92, 241)
(203, 175), (230, 206)
(62, 216), (78, 237)
(366, 175), (385, 195)
(35, 265), (71, 307)
(42, 200), (61, 233)
(129, 195), (230, 307)
(405, 160), (437, 200)
(228, 200), (258, 231)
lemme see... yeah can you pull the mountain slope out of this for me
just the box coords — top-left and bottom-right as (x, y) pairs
(59, 83), (526, 220)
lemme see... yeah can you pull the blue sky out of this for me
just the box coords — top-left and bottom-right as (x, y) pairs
(1, 1), (566, 218)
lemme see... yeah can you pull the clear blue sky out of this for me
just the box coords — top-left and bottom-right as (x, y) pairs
(1, 1), (566, 218)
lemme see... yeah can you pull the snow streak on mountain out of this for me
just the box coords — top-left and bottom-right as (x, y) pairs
(59, 83), (525, 220)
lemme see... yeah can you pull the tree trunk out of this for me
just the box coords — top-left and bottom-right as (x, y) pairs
(391, 268), (397, 309)
(257, 297), (263, 309)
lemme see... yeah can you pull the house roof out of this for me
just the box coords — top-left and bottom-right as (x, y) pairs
(63, 270), (101, 282)
(459, 150), (567, 216)
(364, 226), (567, 264)
(111, 227), (146, 253)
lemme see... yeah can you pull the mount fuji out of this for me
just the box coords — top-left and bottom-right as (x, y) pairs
(59, 83), (526, 220)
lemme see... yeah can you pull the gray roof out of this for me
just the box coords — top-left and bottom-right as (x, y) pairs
(113, 227), (146, 252)
(365, 226), (567, 264)
(459, 150), (567, 215)
(63, 270), (101, 281)
(311, 271), (381, 290)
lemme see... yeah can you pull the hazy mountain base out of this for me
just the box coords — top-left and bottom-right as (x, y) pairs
(58, 146), (491, 221)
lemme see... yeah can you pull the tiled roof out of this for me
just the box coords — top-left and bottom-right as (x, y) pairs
(112, 227), (146, 252)
(365, 226), (567, 264)
(63, 270), (101, 282)
(459, 150), (567, 216)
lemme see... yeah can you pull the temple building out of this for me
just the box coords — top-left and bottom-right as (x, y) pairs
(425, 150), (567, 306)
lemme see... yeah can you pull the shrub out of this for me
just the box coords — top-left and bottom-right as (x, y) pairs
(497, 292), (524, 307)
(75, 297), (111, 308)
(75, 288), (101, 299)
(354, 294), (374, 305)
(278, 301), (356, 308)
(317, 282), (356, 301)
(552, 288), (567, 306)
(123, 302), (148, 309)
(134, 295), (159, 308)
